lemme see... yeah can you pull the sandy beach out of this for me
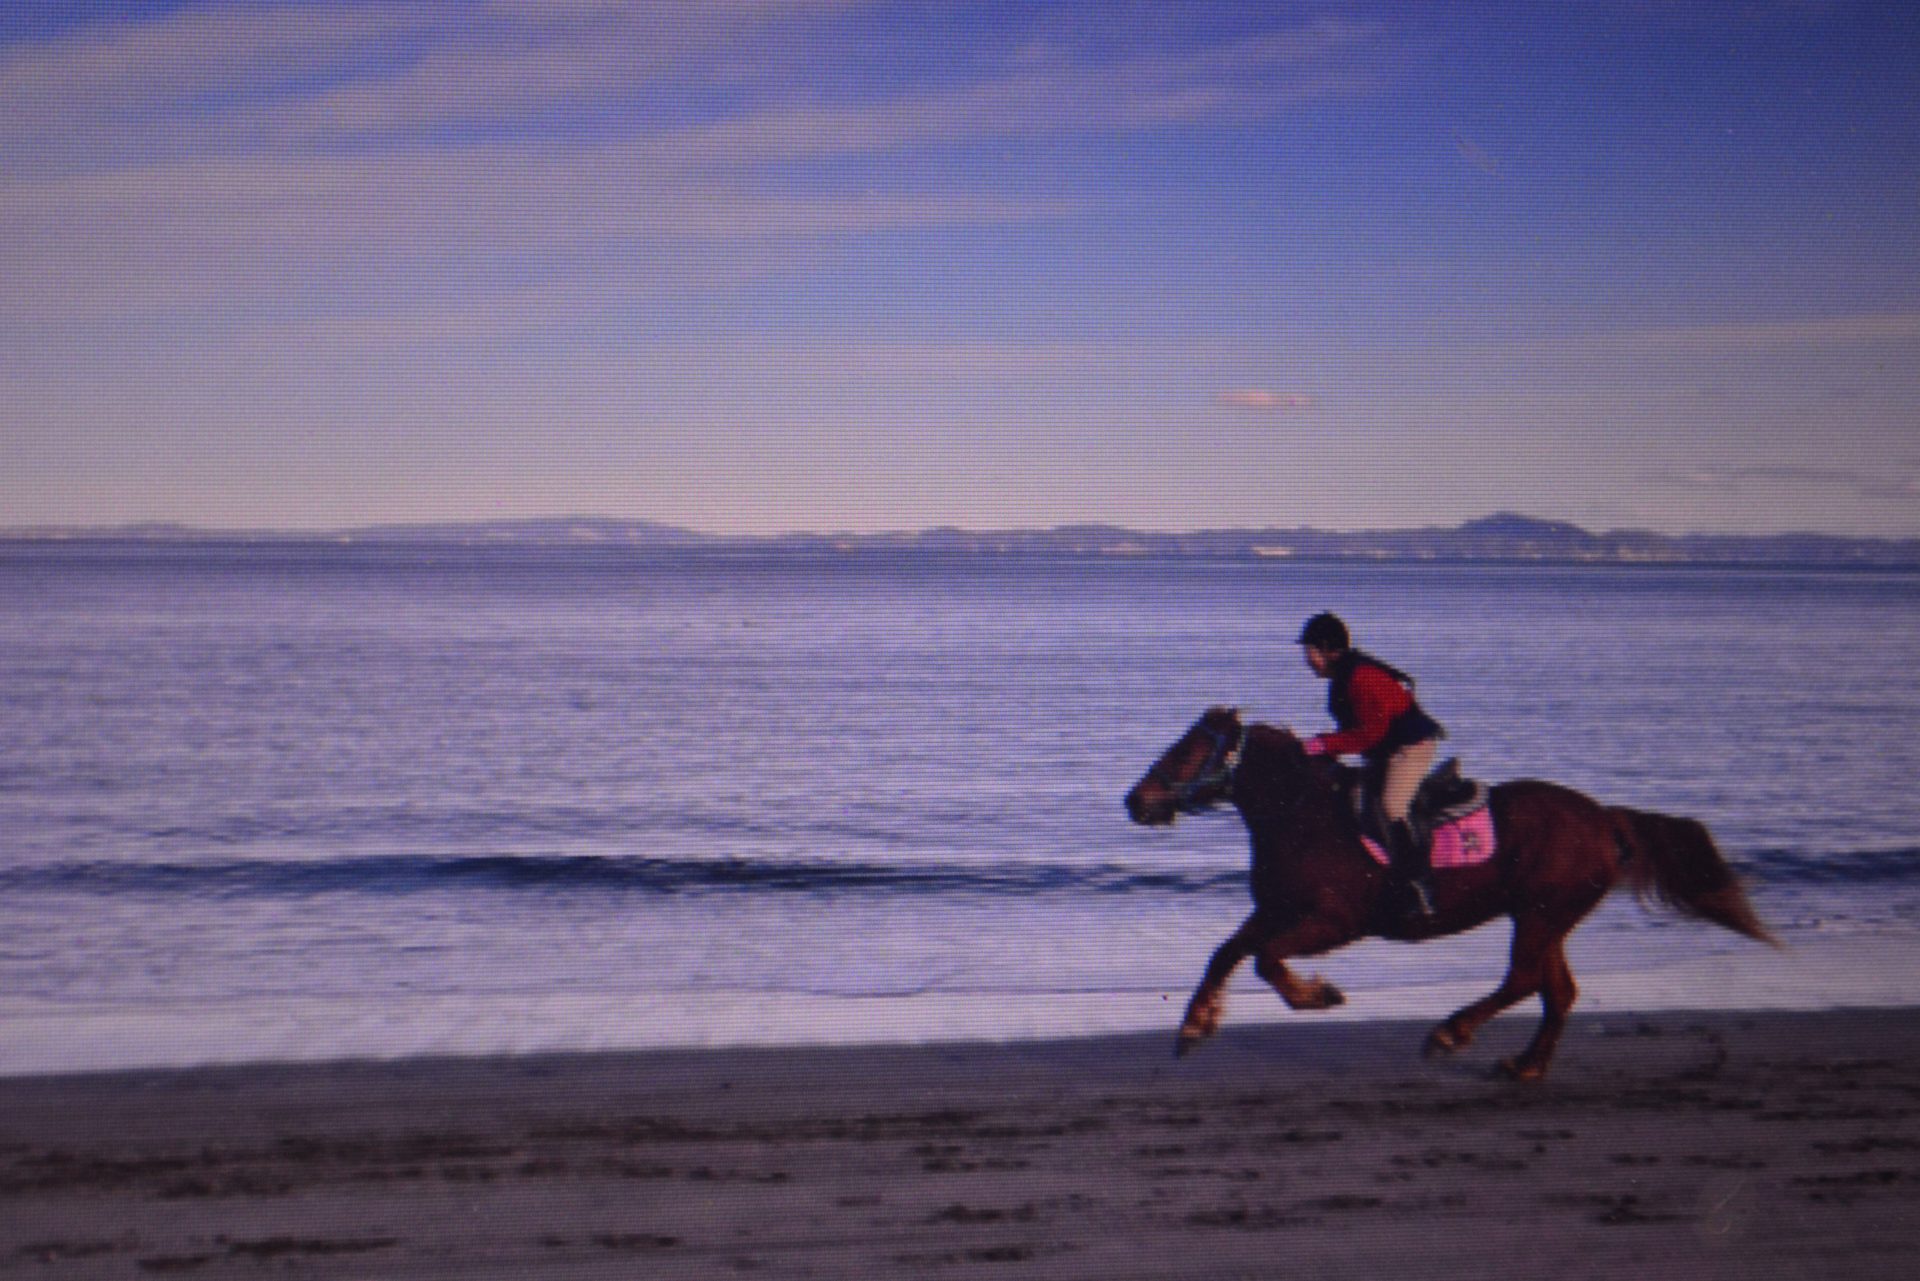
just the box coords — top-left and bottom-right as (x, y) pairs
(3, 1008), (1918, 1279)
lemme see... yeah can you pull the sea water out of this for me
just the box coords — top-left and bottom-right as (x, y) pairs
(2, 543), (1917, 1074)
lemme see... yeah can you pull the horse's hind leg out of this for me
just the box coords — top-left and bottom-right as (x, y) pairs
(1423, 915), (1563, 1066)
(1498, 943), (1578, 1082)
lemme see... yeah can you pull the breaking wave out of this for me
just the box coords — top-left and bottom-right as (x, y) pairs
(0, 852), (1246, 900)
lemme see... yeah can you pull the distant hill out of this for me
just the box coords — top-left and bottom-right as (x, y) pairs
(754, 512), (1920, 566)
(6, 512), (1919, 568)
(1, 516), (705, 547)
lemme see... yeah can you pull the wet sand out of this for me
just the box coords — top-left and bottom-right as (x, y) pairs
(4, 1008), (1919, 1278)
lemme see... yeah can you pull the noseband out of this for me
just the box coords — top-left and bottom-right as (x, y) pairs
(1152, 721), (1246, 813)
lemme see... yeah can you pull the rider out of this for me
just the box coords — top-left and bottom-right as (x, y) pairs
(1296, 612), (1445, 920)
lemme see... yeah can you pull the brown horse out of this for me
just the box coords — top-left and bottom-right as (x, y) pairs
(1124, 707), (1774, 1080)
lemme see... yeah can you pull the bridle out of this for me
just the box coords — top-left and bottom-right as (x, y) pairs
(1149, 718), (1247, 813)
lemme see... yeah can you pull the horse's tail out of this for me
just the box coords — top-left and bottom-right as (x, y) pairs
(1608, 806), (1777, 946)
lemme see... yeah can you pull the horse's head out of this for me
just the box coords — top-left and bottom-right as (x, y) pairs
(1125, 706), (1246, 826)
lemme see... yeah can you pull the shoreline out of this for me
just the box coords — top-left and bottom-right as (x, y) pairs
(5, 920), (1913, 1080)
(9, 524), (1920, 573)
(7, 1008), (1920, 1278)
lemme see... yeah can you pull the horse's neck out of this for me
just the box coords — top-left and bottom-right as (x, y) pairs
(1236, 729), (1342, 829)
(1235, 735), (1369, 893)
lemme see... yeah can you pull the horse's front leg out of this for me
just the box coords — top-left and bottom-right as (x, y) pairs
(1255, 953), (1347, 1011)
(1252, 914), (1351, 1011)
(1175, 913), (1263, 1057)
(1176, 913), (1351, 1057)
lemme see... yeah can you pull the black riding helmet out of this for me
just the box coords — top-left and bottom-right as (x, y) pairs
(1297, 611), (1350, 651)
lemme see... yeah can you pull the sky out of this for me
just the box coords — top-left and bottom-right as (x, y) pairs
(2, 1), (1917, 536)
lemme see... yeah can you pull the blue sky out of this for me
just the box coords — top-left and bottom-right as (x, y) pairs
(3, 1), (1916, 534)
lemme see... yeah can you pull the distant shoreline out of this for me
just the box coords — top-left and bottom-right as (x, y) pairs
(6, 510), (1920, 571)
(6, 544), (1917, 575)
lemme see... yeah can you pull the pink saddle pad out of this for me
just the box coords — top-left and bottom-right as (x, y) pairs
(1361, 806), (1497, 870)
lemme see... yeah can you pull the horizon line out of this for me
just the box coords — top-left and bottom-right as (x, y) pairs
(5, 511), (1918, 547)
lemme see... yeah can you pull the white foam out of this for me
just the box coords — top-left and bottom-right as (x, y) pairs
(2, 924), (1911, 1078)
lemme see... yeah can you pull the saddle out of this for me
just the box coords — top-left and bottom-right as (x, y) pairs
(1336, 757), (1489, 857)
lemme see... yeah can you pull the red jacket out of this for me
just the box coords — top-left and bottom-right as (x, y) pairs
(1311, 661), (1416, 758)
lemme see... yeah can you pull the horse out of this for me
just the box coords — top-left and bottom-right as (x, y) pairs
(1124, 707), (1774, 1081)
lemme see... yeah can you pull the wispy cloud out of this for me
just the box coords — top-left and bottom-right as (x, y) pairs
(0, 3), (1370, 327)
(0, 4), (418, 145)
(1532, 313), (1920, 357)
(1647, 463), (1920, 503)
(0, 3), (884, 163)
(0, 139), (1072, 326)
(4, 4), (1380, 156)
(1217, 388), (1316, 412)
(679, 18), (1383, 160)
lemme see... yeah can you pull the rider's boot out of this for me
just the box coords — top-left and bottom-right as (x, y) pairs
(1387, 819), (1436, 920)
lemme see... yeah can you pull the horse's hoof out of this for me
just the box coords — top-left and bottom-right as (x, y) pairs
(1174, 1032), (1204, 1059)
(1319, 983), (1346, 1009)
(1496, 1057), (1548, 1084)
(1424, 1026), (1465, 1059)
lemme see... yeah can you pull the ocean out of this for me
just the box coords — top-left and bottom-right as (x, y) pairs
(2, 543), (1917, 1075)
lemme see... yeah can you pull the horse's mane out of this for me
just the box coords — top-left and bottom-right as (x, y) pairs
(1243, 721), (1309, 767)
(1245, 721), (1298, 747)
